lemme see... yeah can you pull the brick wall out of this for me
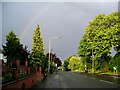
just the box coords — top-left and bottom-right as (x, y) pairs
(2, 67), (42, 90)
(36, 67), (42, 81)
(2, 74), (37, 90)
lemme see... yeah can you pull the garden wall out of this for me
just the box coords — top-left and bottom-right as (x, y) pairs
(2, 67), (42, 90)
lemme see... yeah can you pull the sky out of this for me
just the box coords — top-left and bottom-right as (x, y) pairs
(1, 0), (119, 62)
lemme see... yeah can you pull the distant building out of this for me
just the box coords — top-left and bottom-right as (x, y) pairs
(0, 49), (7, 63)
(0, 49), (8, 75)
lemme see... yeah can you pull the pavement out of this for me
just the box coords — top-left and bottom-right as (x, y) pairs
(30, 70), (119, 89)
(31, 71), (65, 88)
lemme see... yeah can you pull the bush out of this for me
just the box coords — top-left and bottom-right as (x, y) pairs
(18, 73), (27, 78)
(109, 53), (120, 73)
(4, 73), (12, 80)
(74, 69), (79, 72)
(2, 72), (12, 84)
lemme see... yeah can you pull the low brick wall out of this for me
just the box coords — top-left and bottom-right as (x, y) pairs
(2, 73), (38, 90)
(2, 66), (43, 90)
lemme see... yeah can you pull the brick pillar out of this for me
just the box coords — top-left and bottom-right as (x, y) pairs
(36, 67), (42, 81)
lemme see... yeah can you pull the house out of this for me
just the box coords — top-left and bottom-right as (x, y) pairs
(0, 49), (8, 75)
(0, 49), (7, 63)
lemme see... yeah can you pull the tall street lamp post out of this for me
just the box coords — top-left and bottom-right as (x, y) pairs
(48, 36), (61, 74)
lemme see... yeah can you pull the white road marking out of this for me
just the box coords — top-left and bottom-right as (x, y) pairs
(100, 80), (114, 84)
(91, 77), (95, 79)
(55, 75), (59, 79)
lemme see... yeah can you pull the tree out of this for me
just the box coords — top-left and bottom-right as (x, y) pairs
(46, 52), (56, 62)
(78, 12), (119, 72)
(32, 24), (44, 53)
(41, 54), (48, 74)
(30, 24), (45, 67)
(109, 52), (120, 73)
(54, 58), (62, 67)
(2, 31), (23, 68)
(63, 57), (70, 71)
(46, 52), (62, 67)
(78, 12), (119, 58)
(68, 55), (81, 72)
(111, 12), (120, 53)
(19, 45), (30, 66)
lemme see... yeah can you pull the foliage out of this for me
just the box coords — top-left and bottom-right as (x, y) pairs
(78, 12), (119, 58)
(3, 72), (12, 81)
(78, 12), (119, 72)
(109, 53), (120, 72)
(112, 12), (120, 53)
(18, 73), (27, 78)
(54, 57), (62, 67)
(68, 55), (81, 72)
(32, 24), (44, 53)
(30, 25), (45, 67)
(2, 72), (12, 84)
(19, 46), (30, 66)
(2, 31), (23, 68)
(41, 54), (48, 74)
(49, 61), (55, 74)
(63, 57), (70, 71)
(30, 52), (42, 67)
(46, 52), (62, 67)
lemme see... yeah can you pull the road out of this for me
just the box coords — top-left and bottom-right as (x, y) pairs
(31, 70), (119, 89)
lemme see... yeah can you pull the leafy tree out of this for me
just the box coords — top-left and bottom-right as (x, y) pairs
(63, 57), (70, 71)
(32, 24), (44, 53)
(2, 31), (23, 68)
(111, 12), (120, 53)
(78, 12), (119, 58)
(109, 52), (120, 73)
(46, 52), (56, 62)
(53, 57), (62, 67)
(78, 12), (119, 72)
(68, 55), (81, 72)
(46, 52), (62, 67)
(19, 45), (30, 65)
(41, 54), (48, 74)
(30, 25), (45, 67)
(56, 58), (62, 67)
(46, 52), (62, 74)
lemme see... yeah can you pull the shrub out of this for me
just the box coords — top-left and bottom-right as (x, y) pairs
(18, 73), (27, 78)
(4, 72), (12, 81)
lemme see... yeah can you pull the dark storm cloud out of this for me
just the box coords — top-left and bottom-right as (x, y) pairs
(2, 2), (118, 61)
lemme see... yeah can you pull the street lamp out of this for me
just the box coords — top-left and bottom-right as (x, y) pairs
(48, 36), (61, 74)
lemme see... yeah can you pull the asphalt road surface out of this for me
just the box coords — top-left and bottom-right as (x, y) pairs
(31, 70), (119, 89)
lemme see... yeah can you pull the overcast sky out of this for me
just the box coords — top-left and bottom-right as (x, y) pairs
(1, 0), (119, 61)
